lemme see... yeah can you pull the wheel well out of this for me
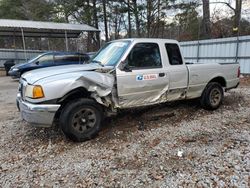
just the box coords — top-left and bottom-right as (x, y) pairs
(54, 87), (91, 120)
(58, 87), (90, 104)
(209, 77), (226, 87)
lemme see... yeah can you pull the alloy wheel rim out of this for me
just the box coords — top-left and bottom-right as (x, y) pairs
(210, 88), (221, 106)
(72, 108), (96, 133)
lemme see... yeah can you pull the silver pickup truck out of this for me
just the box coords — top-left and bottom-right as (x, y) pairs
(17, 38), (240, 141)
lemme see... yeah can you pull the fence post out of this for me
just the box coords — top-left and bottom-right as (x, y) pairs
(13, 30), (18, 64)
(235, 35), (239, 63)
(21, 28), (27, 62)
(65, 30), (69, 51)
(47, 38), (50, 51)
(197, 41), (200, 63)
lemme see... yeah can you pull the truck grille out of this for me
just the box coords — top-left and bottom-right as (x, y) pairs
(20, 83), (23, 98)
(19, 79), (27, 100)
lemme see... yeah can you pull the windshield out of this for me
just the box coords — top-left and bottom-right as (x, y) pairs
(90, 41), (130, 66)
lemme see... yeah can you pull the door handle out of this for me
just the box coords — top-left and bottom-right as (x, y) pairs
(159, 73), (165, 77)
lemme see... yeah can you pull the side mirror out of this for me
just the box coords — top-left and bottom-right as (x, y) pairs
(123, 64), (132, 72)
(35, 61), (39, 65)
(119, 60), (132, 72)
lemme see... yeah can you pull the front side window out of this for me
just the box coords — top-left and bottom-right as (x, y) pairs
(127, 43), (162, 69)
(165, 43), (183, 65)
(91, 41), (130, 66)
(29, 54), (43, 63)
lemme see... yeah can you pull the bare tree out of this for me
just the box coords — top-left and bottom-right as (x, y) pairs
(103, 0), (109, 41)
(127, 0), (132, 38)
(210, 0), (243, 35)
(234, 0), (242, 34)
(113, 4), (123, 39)
(146, 0), (153, 37)
(93, 0), (100, 48)
(131, 0), (141, 37)
(156, 0), (161, 37)
(202, 0), (211, 38)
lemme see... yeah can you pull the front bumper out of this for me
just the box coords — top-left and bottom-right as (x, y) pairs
(17, 93), (61, 127)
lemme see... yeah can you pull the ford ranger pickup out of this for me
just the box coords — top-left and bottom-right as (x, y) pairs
(17, 38), (240, 141)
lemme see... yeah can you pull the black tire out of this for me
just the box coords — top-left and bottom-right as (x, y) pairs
(60, 98), (103, 142)
(200, 82), (224, 110)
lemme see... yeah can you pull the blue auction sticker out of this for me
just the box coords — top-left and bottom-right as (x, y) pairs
(136, 75), (143, 81)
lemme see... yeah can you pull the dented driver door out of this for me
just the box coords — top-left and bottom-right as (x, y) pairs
(116, 42), (170, 108)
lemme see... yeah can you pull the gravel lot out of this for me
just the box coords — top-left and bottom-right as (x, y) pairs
(0, 76), (249, 187)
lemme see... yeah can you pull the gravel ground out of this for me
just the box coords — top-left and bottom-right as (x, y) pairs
(0, 76), (249, 187)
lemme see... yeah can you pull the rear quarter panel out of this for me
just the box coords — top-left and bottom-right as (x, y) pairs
(186, 63), (239, 99)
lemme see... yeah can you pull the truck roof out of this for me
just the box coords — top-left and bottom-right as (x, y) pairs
(112, 38), (179, 44)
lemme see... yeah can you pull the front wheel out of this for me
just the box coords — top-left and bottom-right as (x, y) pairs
(60, 98), (103, 142)
(200, 82), (224, 110)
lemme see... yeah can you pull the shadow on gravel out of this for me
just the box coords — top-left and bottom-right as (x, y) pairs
(99, 99), (204, 141)
(23, 126), (63, 142)
(223, 90), (248, 107)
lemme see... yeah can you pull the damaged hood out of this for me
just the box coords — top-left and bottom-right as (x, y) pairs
(22, 64), (113, 84)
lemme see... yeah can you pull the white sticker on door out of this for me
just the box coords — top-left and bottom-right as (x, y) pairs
(136, 74), (158, 81)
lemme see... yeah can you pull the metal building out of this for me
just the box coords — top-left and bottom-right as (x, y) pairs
(0, 19), (100, 66)
(180, 35), (250, 74)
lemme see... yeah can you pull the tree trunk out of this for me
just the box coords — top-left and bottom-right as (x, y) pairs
(156, 0), (160, 37)
(146, 0), (152, 37)
(93, 0), (100, 49)
(202, 0), (211, 39)
(114, 6), (118, 39)
(103, 0), (109, 41)
(127, 0), (132, 38)
(234, 0), (242, 35)
(132, 0), (140, 37)
(86, 0), (92, 51)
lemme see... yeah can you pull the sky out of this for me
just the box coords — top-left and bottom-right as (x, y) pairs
(164, 0), (250, 24)
(207, 0), (250, 20)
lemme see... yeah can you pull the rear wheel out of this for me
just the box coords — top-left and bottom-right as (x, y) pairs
(201, 82), (224, 110)
(60, 98), (103, 142)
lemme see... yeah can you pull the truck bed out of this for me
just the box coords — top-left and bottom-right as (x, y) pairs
(186, 62), (240, 98)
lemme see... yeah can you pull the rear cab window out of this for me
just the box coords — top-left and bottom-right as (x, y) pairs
(165, 43), (183, 65)
(54, 54), (80, 64)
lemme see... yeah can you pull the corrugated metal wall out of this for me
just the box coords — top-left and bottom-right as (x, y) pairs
(180, 35), (250, 74)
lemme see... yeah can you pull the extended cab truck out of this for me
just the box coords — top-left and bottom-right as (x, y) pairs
(17, 39), (240, 141)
